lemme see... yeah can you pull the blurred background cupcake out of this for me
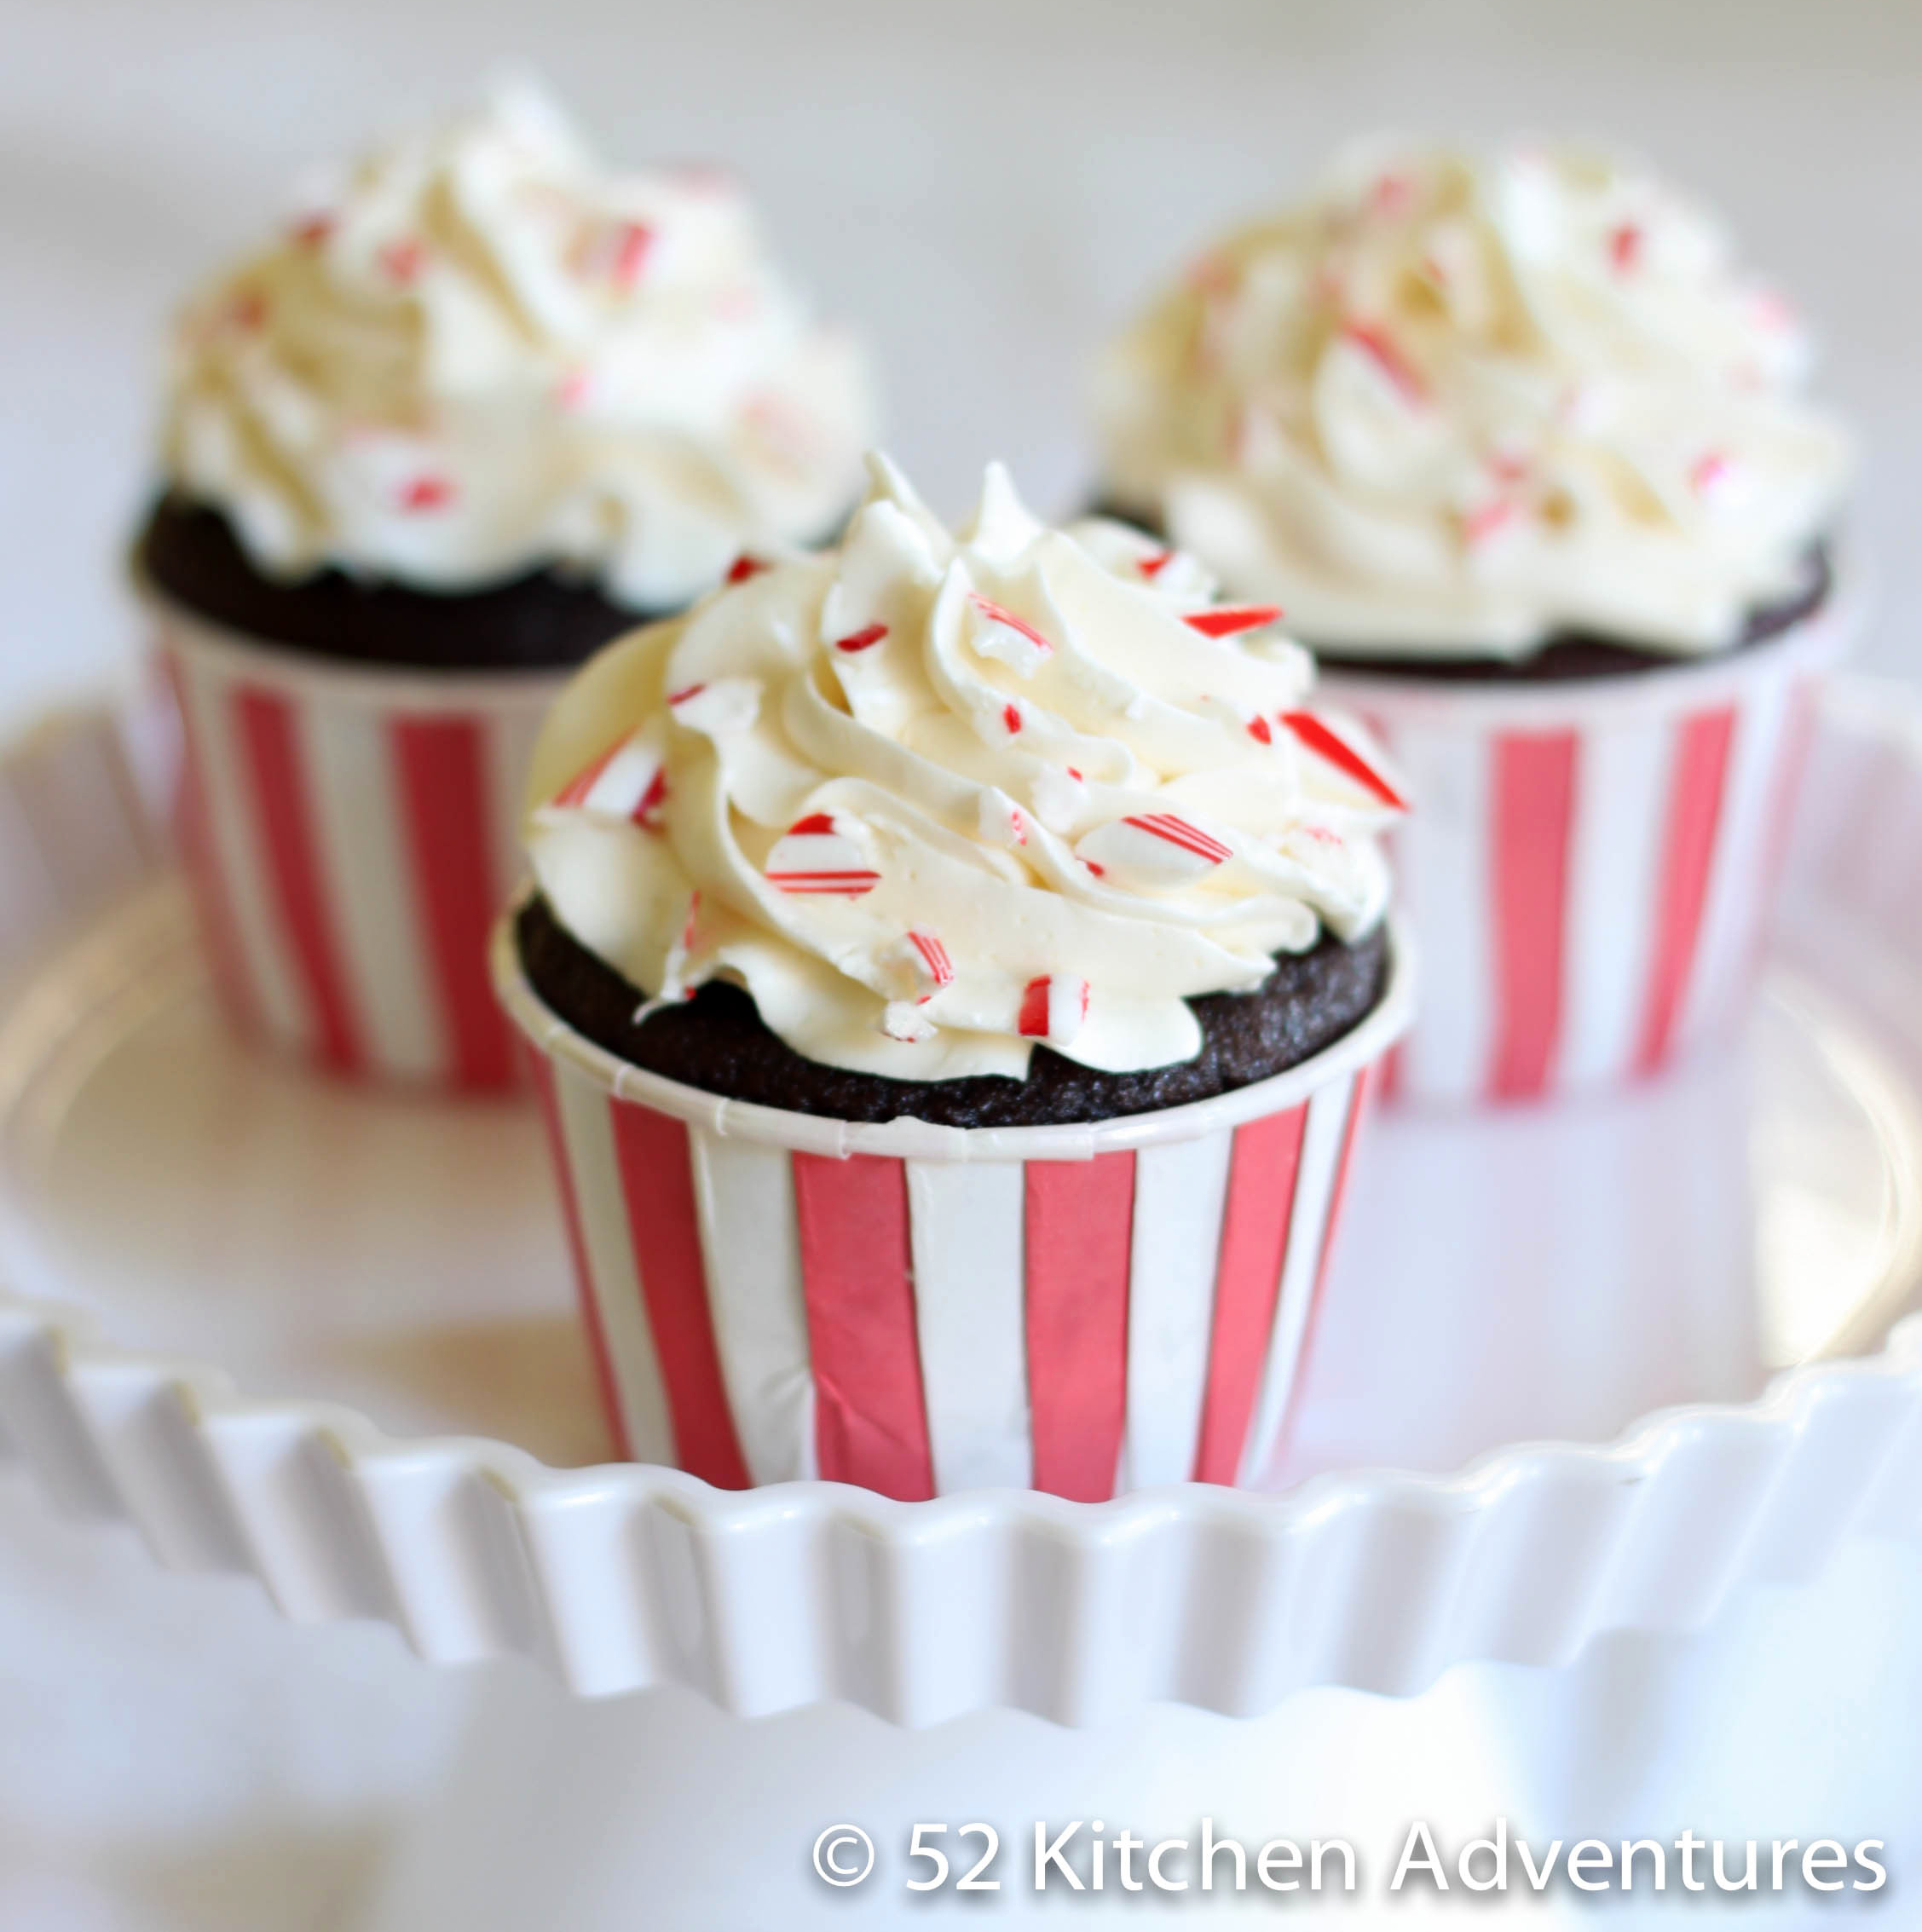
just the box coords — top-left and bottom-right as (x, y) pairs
(137, 79), (876, 1089)
(1094, 140), (1855, 1106)
(495, 455), (1411, 1499)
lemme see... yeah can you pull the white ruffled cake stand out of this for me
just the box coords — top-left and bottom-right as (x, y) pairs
(0, 680), (1918, 1923)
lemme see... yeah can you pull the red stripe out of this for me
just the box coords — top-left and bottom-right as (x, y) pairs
(608, 1101), (750, 1488)
(161, 652), (255, 1035)
(1191, 1104), (1308, 1485)
(1489, 731), (1577, 1100)
(391, 717), (517, 1090)
(1024, 1153), (1135, 1502)
(527, 1052), (631, 1460)
(234, 686), (361, 1072)
(1635, 706), (1736, 1076)
(1292, 1070), (1371, 1397)
(791, 1153), (933, 1500)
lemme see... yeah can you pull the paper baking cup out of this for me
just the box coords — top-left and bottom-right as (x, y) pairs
(492, 915), (1412, 1501)
(1322, 598), (1854, 1108)
(146, 585), (560, 1091)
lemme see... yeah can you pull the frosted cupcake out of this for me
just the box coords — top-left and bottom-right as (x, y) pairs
(1096, 141), (1854, 1104)
(494, 456), (1411, 1498)
(138, 83), (874, 1087)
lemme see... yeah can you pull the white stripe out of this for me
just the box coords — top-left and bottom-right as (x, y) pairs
(552, 1069), (673, 1465)
(1556, 714), (1671, 1090)
(1678, 674), (1790, 1051)
(301, 700), (442, 1080)
(1237, 1075), (1353, 1486)
(688, 1130), (816, 1484)
(1388, 721), (1492, 1104)
(1120, 1128), (1233, 1490)
(487, 695), (548, 912)
(174, 648), (308, 1050)
(905, 1159), (1030, 1492)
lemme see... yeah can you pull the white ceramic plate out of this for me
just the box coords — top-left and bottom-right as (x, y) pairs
(0, 685), (1918, 1725)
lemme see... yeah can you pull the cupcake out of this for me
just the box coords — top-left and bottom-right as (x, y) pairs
(1095, 141), (1854, 1105)
(493, 455), (1411, 1500)
(138, 82), (874, 1088)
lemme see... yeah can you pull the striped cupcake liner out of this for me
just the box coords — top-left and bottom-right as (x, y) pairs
(492, 913), (1414, 1501)
(1323, 597), (1855, 1108)
(146, 584), (559, 1092)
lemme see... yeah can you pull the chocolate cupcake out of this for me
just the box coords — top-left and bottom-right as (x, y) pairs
(1096, 141), (1855, 1104)
(495, 457), (1411, 1499)
(140, 82), (874, 1088)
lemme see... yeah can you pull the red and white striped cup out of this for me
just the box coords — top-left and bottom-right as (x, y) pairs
(1322, 597), (1853, 1109)
(147, 585), (560, 1091)
(493, 914), (1413, 1500)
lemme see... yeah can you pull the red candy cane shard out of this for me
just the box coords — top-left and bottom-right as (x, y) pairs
(1019, 975), (1089, 1046)
(1002, 703), (1023, 735)
(1280, 712), (1406, 809)
(834, 623), (889, 653)
(1608, 222), (1642, 272)
(552, 732), (668, 827)
(553, 738), (625, 810)
(1689, 452), (1731, 496)
(1185, 605), (1282, 638)
(399, 476), (454, 511)
(765, 816), (880, 897)
(1122, 813), (1232, 865)
(1246, 716), (1274, 746)
(667, 683), (707, 706)
(1139, 548), (1175, 580)
(1463, 499), (1519, 546)
(609, 221), (654, 285)
(1338, 320), (1427, 404)
(379, 239), (424, 285)
(968, 593), (1053, 657)
(725, 553), (766, 584)
(908, 929), (955, 996)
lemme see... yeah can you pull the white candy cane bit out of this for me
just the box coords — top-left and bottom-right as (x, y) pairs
(966, 592), (1054, 677)
(1075, 811), (1231, 889)
(551, 731), (667, 827)
(880, 1001), (938, 1044)
(667, 677), (761, 735)
(976, 787), (1029, 848)
(765, 814), (880, 897)
(1018, 974), (1088, 1046)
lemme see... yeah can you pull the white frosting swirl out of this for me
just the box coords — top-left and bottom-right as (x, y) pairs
(524, 457), (1400, 1083)
(1096, 141), (1852, 659)
(162, 83), (875, 609)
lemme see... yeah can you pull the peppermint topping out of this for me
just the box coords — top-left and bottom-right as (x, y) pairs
(160, 82), (874, 607)
(1098, 141), (1852, 659)
(524, 458), (1396, 1084)
(1018, 975), (1089, 1046)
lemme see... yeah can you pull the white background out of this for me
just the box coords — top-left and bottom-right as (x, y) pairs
(3, 1), (1921, 1926)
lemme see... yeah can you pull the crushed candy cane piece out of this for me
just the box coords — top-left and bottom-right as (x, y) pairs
(765, 816), (880, 897)
(1018, 974), (1088, 1046)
